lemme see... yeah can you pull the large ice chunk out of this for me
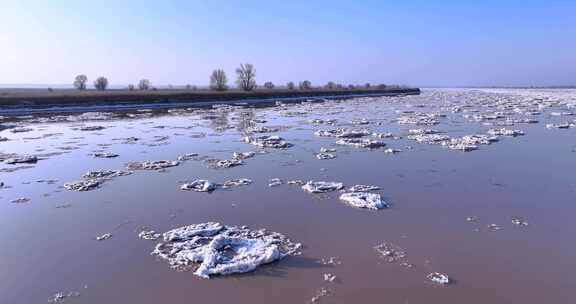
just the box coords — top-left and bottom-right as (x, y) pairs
(152, 223), (301, 278)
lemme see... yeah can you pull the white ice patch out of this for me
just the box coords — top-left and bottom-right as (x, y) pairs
(335, 138), (386, 149)
(152, 223), (300, 279)
(348, 185), (380, 192)
(126, 160), (179, 170)
(302, 181), (344, 193)
(339, 192), (388, 210)
(180, 180), (217, 192)
(243, 135), (291, 148)
(427, 272), (450, 285)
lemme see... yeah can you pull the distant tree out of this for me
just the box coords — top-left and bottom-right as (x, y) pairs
(128, 84), (135, 91)
(74, 74), (88, 90)
(47, 87), (54, 92)
(336, 84), (343, 89)
(186, 84), (191, 90)
(210, 69), (228, 91)
(299, 80), (312, 90)
(138, 79), (151, 90)
(348, 84), (356, 90)
(326, 81), (336, 90)
(264, 82), (275, 89)
(365, 83), (371, 88)
(286, 81), (295, 90)
(377, 83), (387, 89)
(94, 77), (108, 90)
(236, 64), (256, 91)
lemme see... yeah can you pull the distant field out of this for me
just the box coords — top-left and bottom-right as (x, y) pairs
(0, 87), (420, 106)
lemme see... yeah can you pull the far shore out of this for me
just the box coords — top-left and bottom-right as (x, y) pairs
(0, 87), (420, 115)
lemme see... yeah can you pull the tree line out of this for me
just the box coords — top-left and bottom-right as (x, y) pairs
(73, 63), (388, 91)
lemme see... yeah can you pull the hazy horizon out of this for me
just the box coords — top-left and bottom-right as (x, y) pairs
(1, 0), (575, 88)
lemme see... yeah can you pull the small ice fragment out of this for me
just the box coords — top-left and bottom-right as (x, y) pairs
(323, 273), (337, 282)
(268, 178), (283, 187)
(138, 230), (161, 240)
(348, 185), (380, 192)
(96, 233), (112, 241)
(180, 180), (217, 192)
(427, 272), (450, 285)
(511, 217), (528, 226)
(339, 192), (388, 210)
(302, 181), (344, 193)
(316, 152), (336, 160)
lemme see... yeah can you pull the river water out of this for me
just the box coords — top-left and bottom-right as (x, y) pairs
(1, 89), (575, 303)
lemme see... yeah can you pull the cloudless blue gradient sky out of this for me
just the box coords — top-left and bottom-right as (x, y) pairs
(1, 0), (575, 87)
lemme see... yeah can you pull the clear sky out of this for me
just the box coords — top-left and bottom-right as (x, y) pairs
(1, 0), (575, 87)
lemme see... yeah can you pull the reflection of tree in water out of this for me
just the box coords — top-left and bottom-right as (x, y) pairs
(203, 110), (231, 132)
(235, 109), (257, 135)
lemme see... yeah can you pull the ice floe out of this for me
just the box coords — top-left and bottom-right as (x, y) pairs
(64, 179), (102, 191)
(335, 138), (386, 149)
(302, 181), (344, 193)
(339, 192), (387, 210)
(93, 152), (119, 158)
(126, 160), (179, 170)
(314, 128), (370, 138)
(180, 180), (217, 192)
(427, 272), (450, 285)
(151, 222), (301, 278)
(244, 135), (292, 148)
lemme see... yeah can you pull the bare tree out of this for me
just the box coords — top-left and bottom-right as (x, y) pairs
(377, 84), (387, 89)
(128, 84), (135, 91)
(138, 79), (151, 90)
(348, 84), (356, 90)
(326, 81), (336, 90)
(299, 80), (312, 90)
(365, 83), (371, 88)
(94, 77), (108, 90)
(264, 82), (275, 89)
(74, 74), (88, 90)
(236, 63), (256, 91)
(286, 82), (295, 90)
(210, 69), (228, 91)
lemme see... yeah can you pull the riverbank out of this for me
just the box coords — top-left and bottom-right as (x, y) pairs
(0, 87), (420, 115)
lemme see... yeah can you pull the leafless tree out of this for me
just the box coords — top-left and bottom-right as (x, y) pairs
(365, 83), (371, 88)
(210, 69), (228, 91)
(128, 84), (135, 91)
(264, 82), (275, 89)
(286, 82), (295, 90)
(377, 84), (387, 89)
(74, 74), (88, 90)
(236, 63), (256, 91)
(299, 80), (312, 90)
(94, 77), (108, 90)
(138, 79), (150, 90)
(326, 81), (336, 90)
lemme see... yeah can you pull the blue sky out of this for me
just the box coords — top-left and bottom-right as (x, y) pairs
(1, 0), (575, 87)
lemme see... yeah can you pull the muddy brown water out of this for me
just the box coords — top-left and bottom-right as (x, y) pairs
(1, 89), (575, 303)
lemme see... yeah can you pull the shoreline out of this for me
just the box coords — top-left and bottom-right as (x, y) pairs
(0, 88), (420, 115)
